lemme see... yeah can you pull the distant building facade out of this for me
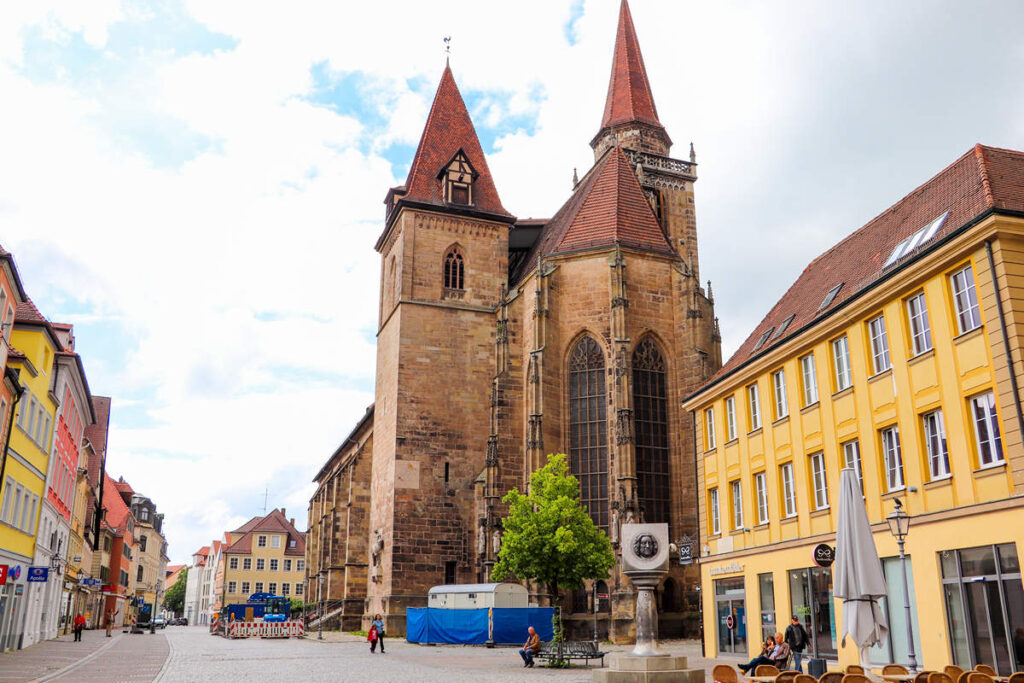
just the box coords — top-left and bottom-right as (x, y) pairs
(222, 509), (305, 609)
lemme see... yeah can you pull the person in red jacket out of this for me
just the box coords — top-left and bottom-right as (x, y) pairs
(73, 613), (86, 642)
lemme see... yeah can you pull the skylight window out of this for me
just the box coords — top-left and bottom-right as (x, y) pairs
(752, 327), (774, 353)
(819, 283), (844, 311)
(884, 211), (950, 268)
(773, 314), (796, 340)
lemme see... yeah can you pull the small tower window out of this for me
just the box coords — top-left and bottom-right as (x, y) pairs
(440, 150), (476, 205)
(444, 248), (465, 291)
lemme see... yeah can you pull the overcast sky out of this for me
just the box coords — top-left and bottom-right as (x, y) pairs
(2, 1), (1022, 565)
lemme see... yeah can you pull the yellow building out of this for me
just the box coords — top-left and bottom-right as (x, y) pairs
(221, 508), (306, 613)
(684, 145), (1024, 674)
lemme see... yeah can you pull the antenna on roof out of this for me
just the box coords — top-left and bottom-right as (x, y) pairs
(262, 487), (268, 515)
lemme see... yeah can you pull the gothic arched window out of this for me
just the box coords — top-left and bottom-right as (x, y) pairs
(568, 335), (609, 530)
(444, 248), (464, 291)
(633, 338), (670, 527)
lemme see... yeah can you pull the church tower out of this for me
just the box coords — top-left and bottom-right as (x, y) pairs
(367, 63), (515, 632)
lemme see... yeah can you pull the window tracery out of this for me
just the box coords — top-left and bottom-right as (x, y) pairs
(568, 335), (609, 530)
(633, 338), (670, 527)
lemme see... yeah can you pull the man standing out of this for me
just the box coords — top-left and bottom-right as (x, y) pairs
(785, 616), (810, 673)
(73, 613), (86, 641)
(519, 626), (542, 668)
(105, 608), (118, 637)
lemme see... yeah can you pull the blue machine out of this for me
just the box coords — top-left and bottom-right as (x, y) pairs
(224, 593), (289, 623)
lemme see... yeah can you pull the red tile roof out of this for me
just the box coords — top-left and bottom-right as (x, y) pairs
(600, 0), (663, 131)
(518, 146), (672, 275)
(102, 472), (132, 535)
(224, 509), (306, 556)
(710, 144), (1024, 384)
(14, 298), (61, 348)
(394, 64), (510, 219)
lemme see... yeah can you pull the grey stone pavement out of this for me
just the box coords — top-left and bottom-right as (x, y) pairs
(0, 625), (716, 683)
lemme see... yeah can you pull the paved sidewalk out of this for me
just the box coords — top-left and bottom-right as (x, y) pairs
(0, 629), (121, 683)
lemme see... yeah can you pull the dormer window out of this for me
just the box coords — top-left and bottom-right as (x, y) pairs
(440, 151), (476, 205)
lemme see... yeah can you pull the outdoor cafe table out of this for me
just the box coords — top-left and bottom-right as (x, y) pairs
(747, 676), (778, 682)
(880, 675), (916, 682)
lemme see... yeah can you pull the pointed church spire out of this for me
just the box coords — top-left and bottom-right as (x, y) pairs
(400, 64), (510, 218)
(600, 0), (663, 131)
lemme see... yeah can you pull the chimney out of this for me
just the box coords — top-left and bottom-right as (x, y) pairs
(281, 508), (285, 518)
(290, 518), (295, 527)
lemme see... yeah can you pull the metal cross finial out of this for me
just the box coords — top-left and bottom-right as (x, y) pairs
(444, 36), (451, 55)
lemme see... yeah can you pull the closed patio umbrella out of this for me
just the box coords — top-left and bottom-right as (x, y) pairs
(834, 468), (889, 672)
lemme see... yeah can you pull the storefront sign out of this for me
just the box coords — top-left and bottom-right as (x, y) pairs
(0, 565), (7, 586)
(725, 613), (735, 629)
(11, 565), (21, 581)
(813, 543), (835, 568)
(709, 562), (744, 576)
(27, 567), (49, 582)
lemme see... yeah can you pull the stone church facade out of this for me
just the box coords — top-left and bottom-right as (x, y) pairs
(306, 0), (721, 641)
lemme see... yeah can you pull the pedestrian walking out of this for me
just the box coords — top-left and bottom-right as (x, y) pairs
(73, 613), (86, 641)
(785, 615), (810, 672)
(369, 613), (386, 653)
(105, 608), (118, 637)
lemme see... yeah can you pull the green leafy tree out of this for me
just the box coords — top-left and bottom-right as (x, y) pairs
(163, 568), (188, 615)
(491, 453), (615, 657)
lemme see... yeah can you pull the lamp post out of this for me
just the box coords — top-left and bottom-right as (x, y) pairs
(317, 574), (324, 640)
(886, 500), (918, 673)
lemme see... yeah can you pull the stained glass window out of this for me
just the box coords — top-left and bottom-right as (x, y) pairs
(569, 336), (609, 530)
(633, 338), (669, 527)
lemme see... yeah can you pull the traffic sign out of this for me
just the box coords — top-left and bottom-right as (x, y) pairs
(596, 593), (609, 599)
(725, 613), (735, 629)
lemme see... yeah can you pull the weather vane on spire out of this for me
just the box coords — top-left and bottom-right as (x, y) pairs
(444, 36), (451, 57)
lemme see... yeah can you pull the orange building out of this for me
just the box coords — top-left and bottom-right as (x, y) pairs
(100, 473), (135, 626)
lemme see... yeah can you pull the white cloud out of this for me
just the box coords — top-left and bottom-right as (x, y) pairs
(2, 0), (1022, 563)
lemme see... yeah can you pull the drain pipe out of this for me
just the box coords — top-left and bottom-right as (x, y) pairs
(985, 240), (1024, 440)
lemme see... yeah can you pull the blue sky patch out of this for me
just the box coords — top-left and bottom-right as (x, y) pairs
(564, 0), (586, 46)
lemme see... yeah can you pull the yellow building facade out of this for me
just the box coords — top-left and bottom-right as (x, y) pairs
(685, 145), (1024, 674)
(221, 509), (306, 613)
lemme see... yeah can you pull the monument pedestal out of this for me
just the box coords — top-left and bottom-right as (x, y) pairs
(591, 654), (704, 683)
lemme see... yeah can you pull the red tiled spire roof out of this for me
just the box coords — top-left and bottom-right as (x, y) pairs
(521, 146), (673, 268)
(600, 0), (662, 131)
(401, 64), (510, 218)
(708, 144), (1024, 384)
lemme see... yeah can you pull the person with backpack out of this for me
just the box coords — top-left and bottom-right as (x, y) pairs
(785, 615), (810, 673)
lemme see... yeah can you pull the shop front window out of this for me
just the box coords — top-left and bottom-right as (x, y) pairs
(868, 557), (922, 666)
(758, 573), (776, 643)
(789, 566), (837, 657)
(940, 543), (1023, 674)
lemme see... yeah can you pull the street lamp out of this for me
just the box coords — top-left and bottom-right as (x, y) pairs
(317, 574), (324, 640)
(886, 498), (918, 672)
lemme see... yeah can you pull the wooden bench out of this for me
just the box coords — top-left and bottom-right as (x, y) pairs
(534, 640), (607, 667)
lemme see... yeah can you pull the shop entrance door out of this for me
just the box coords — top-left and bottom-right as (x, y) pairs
(715, 577), (747, 655)
(941, 543), (1024, 675)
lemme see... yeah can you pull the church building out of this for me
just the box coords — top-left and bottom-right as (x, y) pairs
(306, 0), (721, 640)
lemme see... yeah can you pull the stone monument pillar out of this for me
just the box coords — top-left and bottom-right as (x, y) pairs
(593, 524), (703, 683)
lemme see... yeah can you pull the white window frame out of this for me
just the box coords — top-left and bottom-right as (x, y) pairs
(270, 535), (281, 549)
(229, 557), (238, 570)
(832, 336), (852, 392)
(907, 292), (933, 355)
(256, 558), (265, 571)
(731, 480), (743, 530)
(270, 559), (279, 572)
(881, 426), (905, 492)
(754, 472), (768, 525)
(772, 370), (788, 419)
(241, 581), (250, 594)
(705, 408), (716, 449)
(255, 582), (264, 593)
(781, 463), (796, 518)
(0, 476), (13, 523)
(923, 409), (950, 480)
(709, 488), (720, 535)
(748, 384), (761, 431)
(810, 452), (829, 510)
(228, 581), (237, 594)
(284, 559), (292, 572)
(725, 397), (737, 441)
(800, 354), (818, 406)
(296, 560), (305, 572)
(281, 582), (290, 596)
(257, 535), (267, 548)
(243, 558), (252, 570)
(950, 265), (981, 334)
(970, 391), (1004, 467)
(268, 582), (277, 594)
(842, 440), (864, 495)
(868, 315), (891, 374)
(295, 583), (304, 596)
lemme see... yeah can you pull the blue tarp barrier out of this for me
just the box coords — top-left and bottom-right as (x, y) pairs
(406, 607), (555, 645)
(491, 607), (554, 644)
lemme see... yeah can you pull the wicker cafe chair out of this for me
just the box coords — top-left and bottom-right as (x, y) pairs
(777, 671), (800, 683)
(974, 667), (997, 678)
(714, 664), (741, 683)
(757, 666), (782, 677)
(966, 673), (995, 683)
(1007, 674), (1024, 683)
(945, 668), (965, 683)
(957, 671), (974, 683)
(842, 675), (871, 683)
(819, 672), (845, 683)
(885, 666), (911, 675)
(929, 672), (954, 683)
(915, 672), (934, 683)
(795, 674), (817, 683)
(846, 667), (866, 675)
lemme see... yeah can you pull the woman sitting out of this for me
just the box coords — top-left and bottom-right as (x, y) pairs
(739, 633), (789, 673)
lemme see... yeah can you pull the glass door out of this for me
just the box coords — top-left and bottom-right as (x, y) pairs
(715, 578), (747, 655)
(789, 567), (837, 658)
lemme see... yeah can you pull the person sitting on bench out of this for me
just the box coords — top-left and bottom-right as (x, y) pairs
(519, 626), (542, 668)
(739, 632), (790, 673)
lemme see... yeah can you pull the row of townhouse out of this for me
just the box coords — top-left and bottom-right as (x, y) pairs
(0, 244), (168, 651)
(684, 145), (1024, 674)
(184, 509), (305, 625)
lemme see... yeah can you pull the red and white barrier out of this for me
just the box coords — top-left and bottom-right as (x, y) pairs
(226, 620), (305, 639)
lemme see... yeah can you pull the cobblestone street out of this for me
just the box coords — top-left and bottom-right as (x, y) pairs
(0, 626), (712, 683)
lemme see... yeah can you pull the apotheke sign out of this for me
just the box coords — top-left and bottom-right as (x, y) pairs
(709, 562), (744, 576)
